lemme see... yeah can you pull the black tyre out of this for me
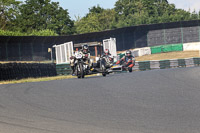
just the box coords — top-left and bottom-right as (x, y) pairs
(77, 63), (85, 79)
(102, 73), (106, 77)
(128, 67), (132, 72)
(79, 63), (85, 78)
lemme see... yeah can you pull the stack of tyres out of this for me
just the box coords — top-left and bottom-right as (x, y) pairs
(0, 63), (56, 81)
(193, 58), (200, 66)
(178, 59), (186, 67)
(138, 61), (150, 71)
(56, 64), (72, 75)
(159, 60), (170, 69)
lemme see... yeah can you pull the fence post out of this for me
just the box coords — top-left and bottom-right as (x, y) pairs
(163, 23), (166, 45)
(18, 37), (23, 61)
(198, 20), (200, 42)
(180, 21), (184, 44)
(5, 37), (10, 61)
(31, 37), (36, 61)
(134, 28), (136, 48)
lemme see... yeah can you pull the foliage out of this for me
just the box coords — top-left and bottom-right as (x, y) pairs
(1, 0), (200, 36)
(0, 29), (58, 36)
(75, 6), (116, 34)
(11, 0), (74, 35)
(0, 0), (21, 30)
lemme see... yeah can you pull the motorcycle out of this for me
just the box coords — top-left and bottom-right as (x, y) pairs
(91, 56), (113, 77)
(110, 60), (134, 73)
(74, 52), (89, 78)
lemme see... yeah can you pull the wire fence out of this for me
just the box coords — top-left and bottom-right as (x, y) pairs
(0, 20), (200, 61)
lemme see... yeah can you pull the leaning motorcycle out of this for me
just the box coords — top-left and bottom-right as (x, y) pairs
(111, 59), (134, 73)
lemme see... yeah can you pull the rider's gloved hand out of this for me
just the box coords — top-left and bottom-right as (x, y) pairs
(70, 56), (74, 60)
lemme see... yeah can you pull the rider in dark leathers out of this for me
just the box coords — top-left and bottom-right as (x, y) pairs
(70, 44), (91, 75)
(116, 50), (135, 72)
(100, 49), (113, 68)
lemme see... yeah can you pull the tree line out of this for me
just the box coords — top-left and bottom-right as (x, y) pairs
(0, 0), (200, 36)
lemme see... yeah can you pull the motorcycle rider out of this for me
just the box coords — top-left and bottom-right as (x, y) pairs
(70, 44), (92, 75)
(101, 49), (113, 68)
(116, 50), (135, 72)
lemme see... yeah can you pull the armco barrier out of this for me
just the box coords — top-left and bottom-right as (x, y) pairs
(0, 63), (56, 81)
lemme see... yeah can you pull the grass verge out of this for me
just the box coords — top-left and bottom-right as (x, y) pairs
(0, 74), (98, 85)
(0, 75), (74, 84)
(135, 51), (200, 61)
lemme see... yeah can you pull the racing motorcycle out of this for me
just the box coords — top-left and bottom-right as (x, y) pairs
(74, 52), (89, 78)
(91, 56), (113, 77)
(110, 59), (134, 73)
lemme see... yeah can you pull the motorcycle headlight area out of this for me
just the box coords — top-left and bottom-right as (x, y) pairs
(76, 54), (83, 59)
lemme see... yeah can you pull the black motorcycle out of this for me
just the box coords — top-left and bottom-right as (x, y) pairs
(92, 56), (113, 77)
(74, 52), (88, 78)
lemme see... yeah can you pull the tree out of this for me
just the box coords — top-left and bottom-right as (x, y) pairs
(75, 5), (116, 34)
(12, 0), (74, 35)
(113, 0), (195, 28)
(0, 0), (21, 30)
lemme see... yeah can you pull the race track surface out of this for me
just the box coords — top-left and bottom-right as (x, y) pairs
(0, 67), (200, 133)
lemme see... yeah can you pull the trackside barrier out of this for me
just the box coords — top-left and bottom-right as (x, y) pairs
(150, 44), (183, 54)
(183, 42), (200, 51)
(56, 63), (71, 75)
(134, 57), (200, 71)
(159, 60), (170, 69)
(1, 58), (199, 80)
(57, 57), (200, 76)
(0, 63), (56, 81)
(193, 58), (200, 66)
(132, 47), (151, 57)
(138, 61), (151, 71)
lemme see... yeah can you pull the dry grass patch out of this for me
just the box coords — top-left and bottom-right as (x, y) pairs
(0, 75), (74, 84)
(0, 61), (55, 64)
(136, 51), (200, 61)
(0, 74), (98, 85)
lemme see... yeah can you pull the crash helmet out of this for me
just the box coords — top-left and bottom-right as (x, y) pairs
(126, 50), (132, 57)
(82, 44), (89, 53)
(104, 49), (109, 55)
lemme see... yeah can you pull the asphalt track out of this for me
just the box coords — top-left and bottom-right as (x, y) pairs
(0, 67), (200, 133)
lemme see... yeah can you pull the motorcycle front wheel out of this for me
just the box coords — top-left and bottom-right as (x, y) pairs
(77, 63), (85, 78)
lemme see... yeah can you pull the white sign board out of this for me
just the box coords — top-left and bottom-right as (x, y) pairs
(103, 38), (117, 61)
(54, 41), (74, 64)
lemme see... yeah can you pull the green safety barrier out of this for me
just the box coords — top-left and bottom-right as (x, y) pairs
(159, 60), (170, 69)
(178, 59), (186, 67)
(138, 61), (150, 71)
(56, 63), (72, 75)
(150, 46), (162, 54)
(151, 44), (183, 54)
(193, 58), (200, 66)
